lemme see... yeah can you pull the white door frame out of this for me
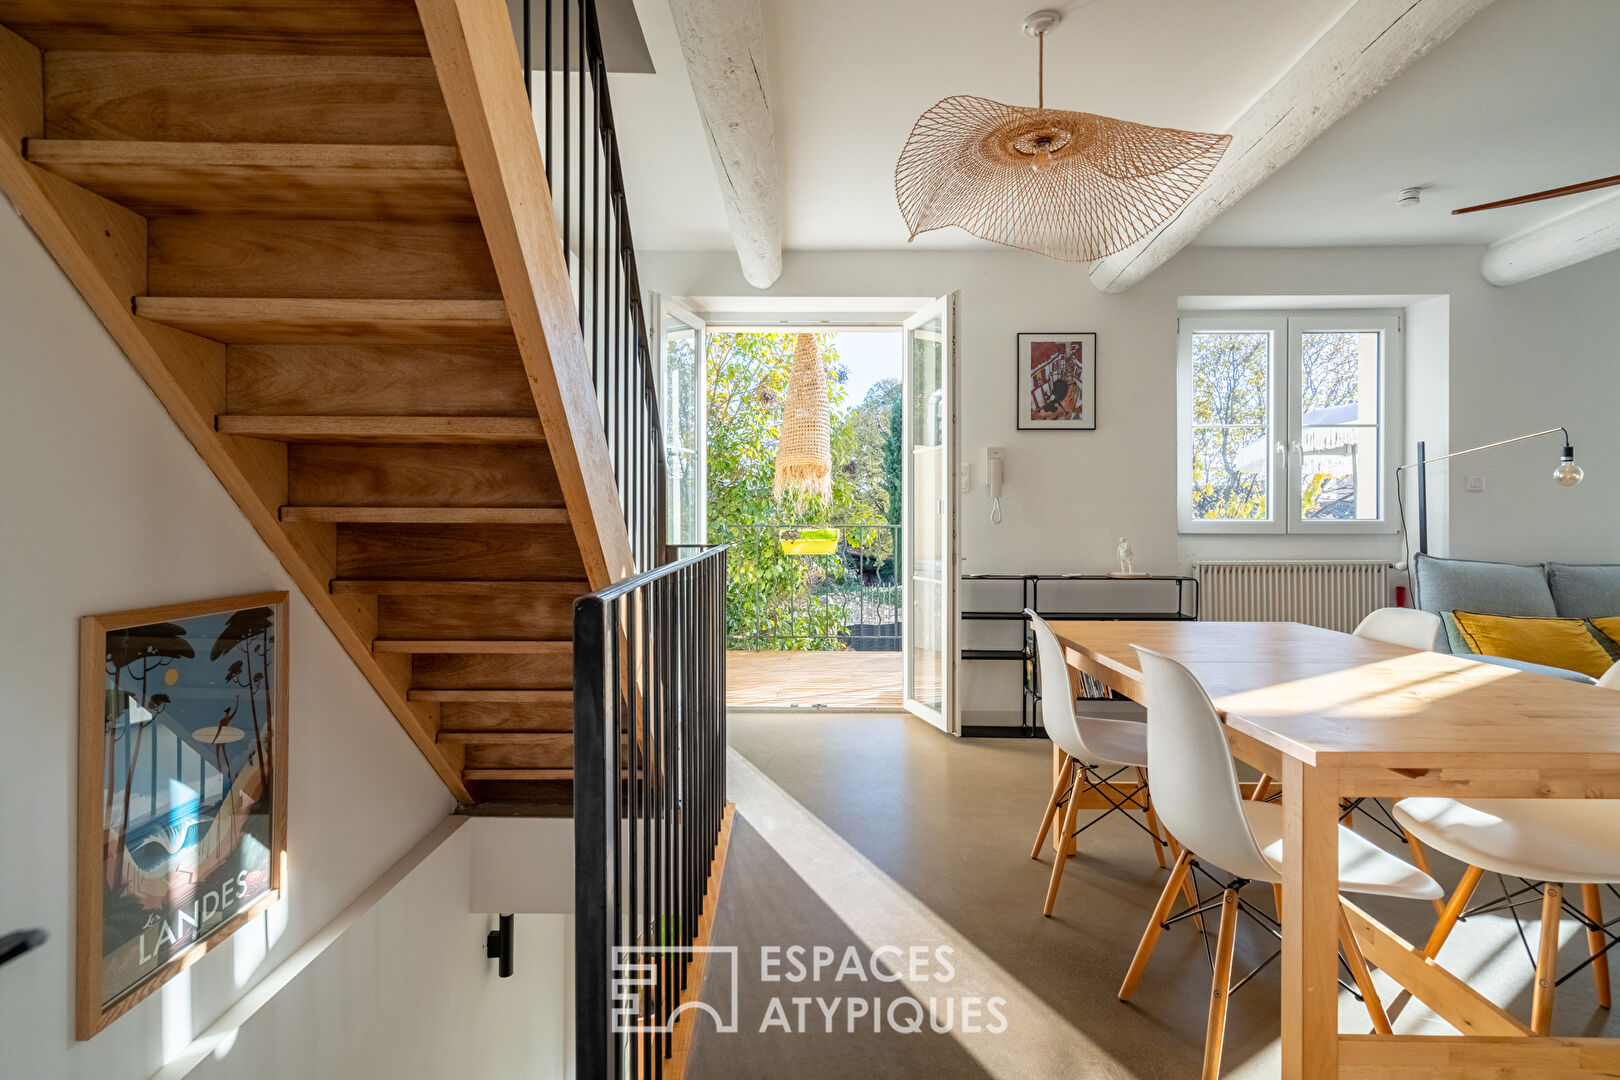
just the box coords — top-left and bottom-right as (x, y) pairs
(901, 293), (960, 733)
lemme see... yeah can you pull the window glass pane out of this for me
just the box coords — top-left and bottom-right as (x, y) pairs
(1190, 331), (1271, 520)
(661, 318), (700, 543)
(1299, 331), (1380, 521)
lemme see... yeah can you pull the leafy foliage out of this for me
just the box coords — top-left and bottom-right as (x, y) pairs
(1189, 330), (1370, 521)
(705, 334), (896, 650)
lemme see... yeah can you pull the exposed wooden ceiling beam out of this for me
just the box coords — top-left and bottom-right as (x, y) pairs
(666, 0), (781, 289)
(1481, 191), (1620, 286)
(1086, 0), (1496, 294)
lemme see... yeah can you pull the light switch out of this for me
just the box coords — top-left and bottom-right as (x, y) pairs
(1465, 475), (1485, 493)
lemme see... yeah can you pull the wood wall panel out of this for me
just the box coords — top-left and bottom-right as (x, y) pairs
(2, 1), (429, 55)
(378, 588), (577, 641)
(411, 651), (573, 690)
(44, 52), (454, 144)
(438, 700), (573, 733)
(288, 443), (562, 507)
(226, 343), (531, 416)
(336, 523), (587, 580)
(148, 217), (500, 299)
(461, 734), (572, 770)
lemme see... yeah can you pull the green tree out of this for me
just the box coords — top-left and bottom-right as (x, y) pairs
(882, 388), (903, 527)
(705, 333), (889, 650)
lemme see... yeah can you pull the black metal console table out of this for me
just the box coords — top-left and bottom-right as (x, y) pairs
(959, 573), (1198, 736)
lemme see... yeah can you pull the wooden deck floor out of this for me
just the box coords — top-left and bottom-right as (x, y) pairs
(726, 651), (902, 708)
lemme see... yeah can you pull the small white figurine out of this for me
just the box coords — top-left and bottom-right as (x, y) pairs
(1115, 537), (1135, 576)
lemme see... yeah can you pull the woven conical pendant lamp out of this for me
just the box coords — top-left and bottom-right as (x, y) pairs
(895, 10), (1230, 263)
(773, 333), (833, 503)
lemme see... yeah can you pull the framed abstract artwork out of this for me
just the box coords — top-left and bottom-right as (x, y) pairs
(76, 592), (288, 1038)
(1017, 332), (1097, 430)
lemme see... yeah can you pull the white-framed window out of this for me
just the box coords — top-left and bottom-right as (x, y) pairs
(1177, 311), (1403, 534)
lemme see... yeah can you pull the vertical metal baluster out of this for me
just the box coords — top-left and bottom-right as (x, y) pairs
(544, 0), (552, 187)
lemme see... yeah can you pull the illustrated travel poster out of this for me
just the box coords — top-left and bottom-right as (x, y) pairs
(92, 599), (283, 1008)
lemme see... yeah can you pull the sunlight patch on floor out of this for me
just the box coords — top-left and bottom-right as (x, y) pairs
(729, 747), (1134, 1079)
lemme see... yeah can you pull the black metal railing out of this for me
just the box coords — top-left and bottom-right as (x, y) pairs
(524, 0), (667, 570)
(719, 523), (901, 651)
(574, 547), (728, 1078)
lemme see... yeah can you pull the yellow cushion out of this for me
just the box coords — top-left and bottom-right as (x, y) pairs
(1451, 611), (1616, 678)
(1593, 617), (1620, 653)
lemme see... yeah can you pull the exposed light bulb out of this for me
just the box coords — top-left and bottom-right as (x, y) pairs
(1555, 444), (1584, 487)
(1031, 137), (1051, 172)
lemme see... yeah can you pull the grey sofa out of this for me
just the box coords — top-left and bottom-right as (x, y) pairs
(1411, 553), (1620, 682)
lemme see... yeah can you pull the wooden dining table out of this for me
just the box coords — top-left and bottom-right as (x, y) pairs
(1047, 619), (1620, 1080)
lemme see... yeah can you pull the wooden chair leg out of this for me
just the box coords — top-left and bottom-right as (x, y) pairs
(1338, 901), (1392, 1034)
(1403, 832), (1446, 917)
(1532, 882), (1563, 1035)
(1424, 864), (1485, 958)
(1031, 753), (1072, 859)
(1137, 766), (1167, 869)
(1202, 889), (1241, 1080)
(1583, 883), (1611, 1009)
(1043, 766), (1083, 916)
(1251, 773), (1273, 802)
(1119, 849), (1196, 1001)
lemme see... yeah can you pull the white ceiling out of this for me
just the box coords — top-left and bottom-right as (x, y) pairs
(609, 0), (1620, 256)
(1197, 0), (1620, 247)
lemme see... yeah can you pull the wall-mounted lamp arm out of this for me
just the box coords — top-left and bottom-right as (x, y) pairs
(1398, 427), (1582, 558)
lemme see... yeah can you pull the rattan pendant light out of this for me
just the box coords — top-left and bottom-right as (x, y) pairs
(774, 333), (833, 503)
(895, 10), (1231, 263)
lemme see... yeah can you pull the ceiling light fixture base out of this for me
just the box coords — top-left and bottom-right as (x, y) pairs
(1022, 10), (1062, 37)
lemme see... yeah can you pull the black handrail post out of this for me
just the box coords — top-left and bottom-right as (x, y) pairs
(572, 593), (614, 1079)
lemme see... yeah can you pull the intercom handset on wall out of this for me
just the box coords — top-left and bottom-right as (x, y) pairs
(986, 447), (1004, 524)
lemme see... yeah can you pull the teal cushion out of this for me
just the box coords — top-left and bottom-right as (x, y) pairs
(1413, 554), (1557, 622)
(1459, 653), (1598, 684)
(1547, 563), (1620, 619)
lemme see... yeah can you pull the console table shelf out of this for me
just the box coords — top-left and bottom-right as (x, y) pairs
(958, 573), (1198, 736)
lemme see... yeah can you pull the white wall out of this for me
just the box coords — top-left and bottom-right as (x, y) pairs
(175, 822), (570, 1080)
(0, 202), (563, 1075)
(643, 243), (1620, 719)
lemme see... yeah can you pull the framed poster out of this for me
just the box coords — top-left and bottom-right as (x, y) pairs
(1017, 332), (1097, 430)
(76, 592), (288, 1038)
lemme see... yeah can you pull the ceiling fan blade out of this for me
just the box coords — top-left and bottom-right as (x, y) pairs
(1452, 173), (1620, 215)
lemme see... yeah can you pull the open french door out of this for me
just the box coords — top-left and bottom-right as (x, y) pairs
(901, 294), (959, 733)
(655, 297), (707, 547)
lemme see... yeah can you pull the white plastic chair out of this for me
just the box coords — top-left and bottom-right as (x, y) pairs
(1354, 606), (1443, 651)
(1394, 663), (1620, 1031)
(1026, 611), (1173, 916)
(1346, 605), (1447, 907)
(1121, 647), (1441, 1079)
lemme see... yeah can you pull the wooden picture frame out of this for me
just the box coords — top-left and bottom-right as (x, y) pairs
(1017, 332), (1098, 430)
(77, 591), (289, 1039)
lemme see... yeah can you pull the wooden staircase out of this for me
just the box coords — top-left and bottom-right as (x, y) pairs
(0, 0), (636, 808)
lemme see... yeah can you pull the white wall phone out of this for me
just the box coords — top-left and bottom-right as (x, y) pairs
(986, 446), (1004, 524)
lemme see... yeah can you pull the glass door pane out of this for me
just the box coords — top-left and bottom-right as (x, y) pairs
(659, 300), (706, 546)
(902, 296), (956, 731)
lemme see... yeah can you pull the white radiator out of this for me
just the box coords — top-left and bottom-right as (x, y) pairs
(1195, 561), (1390, 633)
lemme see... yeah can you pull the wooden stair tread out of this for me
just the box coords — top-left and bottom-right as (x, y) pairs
(219, 415), (543, 443)
(333, 579), (585, 595)
(0, 1), (430, 55)
(25, 139), (473, 217)
(463, 769), (572, 781)
(374, 640), (571, 654)
(437, 731), (570, 744)
(136, 297), (512, 344)
(281, 506), (568, 524)
(408, 690), (571, 703)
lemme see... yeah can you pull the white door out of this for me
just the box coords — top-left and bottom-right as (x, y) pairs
(901, 295), (958, 732)
(657, 298), (707, 548)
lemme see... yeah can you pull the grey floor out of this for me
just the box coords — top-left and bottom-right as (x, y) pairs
(686, 710), (1620, 1078)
